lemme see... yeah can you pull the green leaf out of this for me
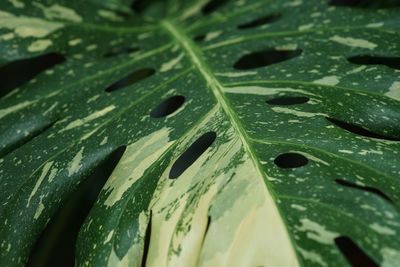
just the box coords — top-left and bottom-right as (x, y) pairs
(1, 0), (400, 266)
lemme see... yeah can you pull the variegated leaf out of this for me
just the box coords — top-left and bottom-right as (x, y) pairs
(1, 0), (400, 266)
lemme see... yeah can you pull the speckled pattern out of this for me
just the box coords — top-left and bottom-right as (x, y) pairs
(1, 0), (400, 266)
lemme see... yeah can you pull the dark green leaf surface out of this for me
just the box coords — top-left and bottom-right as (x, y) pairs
(1, 0), (400, 266)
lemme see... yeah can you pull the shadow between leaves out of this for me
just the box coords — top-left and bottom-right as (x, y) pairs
(27, 146), (126, 267)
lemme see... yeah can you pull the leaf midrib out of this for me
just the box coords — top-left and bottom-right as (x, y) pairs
(162, 20), (265, 188)
(161, 18), (301, 263)
(185, 0), (274, 31)
(161, 19), (274, 197)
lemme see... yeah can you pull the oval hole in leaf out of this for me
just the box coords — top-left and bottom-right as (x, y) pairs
(274, 153), (308, 168)
(202, 216), (211, 242)
(233, 49), (302, 70)
(193, 34), (206, 42)
(205, 216), (211, 235)
(104, 47), (140, 57)
(150, 95), (185, 118)
(266, 96), (309, 106)
(141, 210), (152, 267)
(326, 117), (400, 141)
(27, 146), (126, 267)
(0, 53), (65, 98)
(131, 0), (152, 13)
(329, 0), (400, 8)
(105, 68), (155, 92)
(131, 0), (165, 16)
(169, 132), (217, 179)
(116, 10), (131, 19)
(348, 55), (400, 70)
(237, 14), (282, 29)
(335, 236), (379, 267)
(335, 179), (392, 202)
(202, 0), (229, 14)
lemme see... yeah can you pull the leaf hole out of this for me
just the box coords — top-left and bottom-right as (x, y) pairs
(27, 145), (126, 267)
(326, 117), (400, 141)
(141, 210), (152, 267)
(193, 34), (206, 42)
(202, 0), (229, 14)
(329, 0), (400, 8)
(131, 0), (146, 12)
(348, 55), (400, 70)
(105, 68), (155, 92)
(200, 216), (211, 247)
(104, 47), (140, 57)
(266, 96), (309, 106)
(237, 14), (282, 29)
(131, 0), (154, 13)
(335, 236), (379, 267)
(233, 49), (302, 70)
(204, 216), (211, 236)
(150, 95), (185, 118)
(169, 132), (217, 179)
(0, 53), (65, 98)
(335, 179), (392, 202)
(274, 153), (308, 168)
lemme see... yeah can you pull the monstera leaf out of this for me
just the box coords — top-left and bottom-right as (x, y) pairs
(1, 0), (400, 266)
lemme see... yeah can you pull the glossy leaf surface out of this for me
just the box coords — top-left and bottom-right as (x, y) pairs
(1, 0), (400, 266)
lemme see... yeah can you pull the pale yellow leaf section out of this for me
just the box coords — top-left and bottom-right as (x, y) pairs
(0, 10), (63, 38)
(144, 110), (227, 267)
(32, 2), (83, 22)
(144, 137), (298, 267)
(103, 127), (173, 207)
(199, 142), (298, 267)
